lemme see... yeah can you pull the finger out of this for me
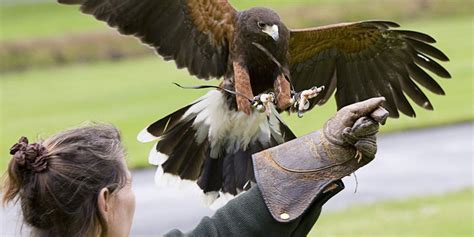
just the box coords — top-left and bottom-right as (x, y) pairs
(351, 117), (380, 137)
(354, 137), (377, 159)
(370, 107), (389, 125)
(349, 97), (386, 116)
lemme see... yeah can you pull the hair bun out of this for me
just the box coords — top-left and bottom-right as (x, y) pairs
(10, 136), (48, 173)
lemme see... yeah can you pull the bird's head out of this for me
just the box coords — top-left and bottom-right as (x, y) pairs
(238, 7), (286, 42)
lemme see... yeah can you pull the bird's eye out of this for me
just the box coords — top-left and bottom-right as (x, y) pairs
(257, 21), (266, 28)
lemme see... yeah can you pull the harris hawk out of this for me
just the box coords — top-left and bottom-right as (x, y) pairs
(58, 0), (450, 205)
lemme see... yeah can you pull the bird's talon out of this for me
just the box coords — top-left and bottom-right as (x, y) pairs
(292, 85), (325, 117)
(253, 92), (275, 114)
(289, 98), (295, 105)
(256, 104), (266, 113)
(297, 111), (304, 118)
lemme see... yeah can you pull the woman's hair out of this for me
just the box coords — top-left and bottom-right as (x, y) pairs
(2, 124), (127, 237)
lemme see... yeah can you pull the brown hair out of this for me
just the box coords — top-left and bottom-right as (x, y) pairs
(2, 124), (127, 237)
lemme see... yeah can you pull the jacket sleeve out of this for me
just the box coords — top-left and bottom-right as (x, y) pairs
(164, 182), (343, 237)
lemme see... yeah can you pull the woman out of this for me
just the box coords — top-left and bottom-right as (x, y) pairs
(2, 98), (385, 236)
(3, 125), (135, 237)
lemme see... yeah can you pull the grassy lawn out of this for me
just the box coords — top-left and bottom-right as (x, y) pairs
(0, 0), (337, 41)
(310, 188), (473, 236)
(1, 15), (472, 171)
(1, 0), (470, 41)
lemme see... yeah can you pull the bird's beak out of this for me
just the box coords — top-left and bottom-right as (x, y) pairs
(262, 25), (279, 41)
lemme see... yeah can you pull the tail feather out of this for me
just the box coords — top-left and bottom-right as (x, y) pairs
(139, 90), (296, 207)
(197, 154), (223, 193)
(137, 101), (199, 142)
(162, 121), (199, 174)
(155, 118), (194, 155)
(222, 150), (253, 195)
(179, 140), (210, 180)
(231, 150), (255, 191)
(222, 152), (238, 195)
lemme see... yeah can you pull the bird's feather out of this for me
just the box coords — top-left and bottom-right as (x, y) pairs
(289, 20), (451, 117)
(58, 0), (237, 80)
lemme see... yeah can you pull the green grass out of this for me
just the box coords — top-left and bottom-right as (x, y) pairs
(1, 15), (472, 172)
(1, 0), (471, 41)
(0, 2), (107, 41)
(0, 57), (210, 170)
(0, 0), (333, 41)
(310, 188), (473, 236)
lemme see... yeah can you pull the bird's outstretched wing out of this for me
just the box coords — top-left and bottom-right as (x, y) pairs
(289, 21), (451, 117)
(59, 0), (237, 80)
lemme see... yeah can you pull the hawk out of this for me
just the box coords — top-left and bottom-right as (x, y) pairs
(59, 0), (450, 205)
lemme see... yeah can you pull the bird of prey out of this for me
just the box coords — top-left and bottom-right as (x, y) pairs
(59, 0), (450, 205)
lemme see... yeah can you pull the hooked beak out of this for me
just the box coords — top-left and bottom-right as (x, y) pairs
(262, 25), (279, 41)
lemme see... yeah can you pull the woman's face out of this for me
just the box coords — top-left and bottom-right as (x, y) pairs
(106, 160), (136, 237)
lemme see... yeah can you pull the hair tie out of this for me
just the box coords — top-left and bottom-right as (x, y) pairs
(10, 137), (48, 173)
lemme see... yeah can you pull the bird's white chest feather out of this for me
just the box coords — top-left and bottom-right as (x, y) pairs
(184, 90), (280, 157)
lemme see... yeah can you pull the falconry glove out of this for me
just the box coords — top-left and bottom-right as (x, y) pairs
(253, 97), (388, 222)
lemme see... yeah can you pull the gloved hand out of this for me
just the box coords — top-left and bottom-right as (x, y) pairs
(252, 97), (388, 224)
(323, 97), (388, 163)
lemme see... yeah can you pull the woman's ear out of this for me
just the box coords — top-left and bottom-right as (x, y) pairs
(98, 187), (110, 222)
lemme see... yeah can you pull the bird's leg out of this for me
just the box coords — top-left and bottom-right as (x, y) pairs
(251, 92), (275, 115)
(291, 86), (325, 117)
(250, 72), (291, 115)
(273, 73), (293, 111)
(233, 61), (254, 115)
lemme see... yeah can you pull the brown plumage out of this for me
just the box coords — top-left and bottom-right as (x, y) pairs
(59, 0), (451, 204)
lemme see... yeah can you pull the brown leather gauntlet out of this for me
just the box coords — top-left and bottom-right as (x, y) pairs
(252, 98), (388, 223)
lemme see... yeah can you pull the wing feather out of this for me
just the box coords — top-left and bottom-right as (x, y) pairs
(59, 0), (237, 80)
(406, 38), (449, 61)
(392, 30), (436, 43)
(289, 20), (451, 117)
(372, 57), (400, 117)
(413, 52), (451, 78)
(311, 59), (337, 105)
(406, 63), (445, 95)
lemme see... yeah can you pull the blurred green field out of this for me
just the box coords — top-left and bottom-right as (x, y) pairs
(1, 0), (470, 41)
(311, 188), (473, 236)
(0, 0), (338, 41)
(1, 15), (472, 171)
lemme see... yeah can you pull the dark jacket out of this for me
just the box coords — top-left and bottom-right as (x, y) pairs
(165, 183), (343, 237)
